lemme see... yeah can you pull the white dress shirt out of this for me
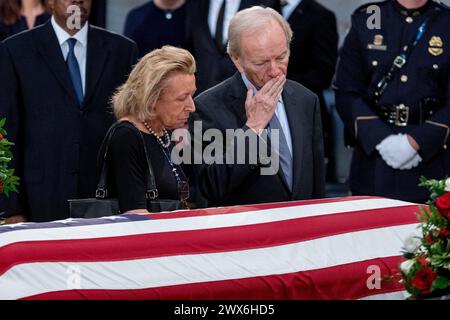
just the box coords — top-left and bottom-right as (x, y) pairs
(208, 0), (240, 45)
(282, 0), (303, 20)
(51, 16), (88, 94)
(241, 73), (294, 156)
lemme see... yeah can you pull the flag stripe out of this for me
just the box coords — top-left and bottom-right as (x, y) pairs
(0, 224), (418, 300)
(0, 198), (418, 249)
(359, 291), (409, 300)
(146, 196), (381, 220)
(0, 197), (372, 235)
(0, 205), (420, 276)
(22, 257), (405, 300)
(0, 214), (150, 235)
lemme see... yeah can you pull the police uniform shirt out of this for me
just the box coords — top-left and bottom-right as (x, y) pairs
(334, 0), (450, 201)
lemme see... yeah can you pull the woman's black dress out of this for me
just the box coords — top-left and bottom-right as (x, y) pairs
(104, 121), (186, 213)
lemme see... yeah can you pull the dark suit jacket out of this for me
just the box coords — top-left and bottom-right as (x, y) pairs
(287, 0), (338, 158)
(190, 73), (325, 207)
(124, 0), (187, 58)
(185, 0), (280, 94)
(0, 21), (138, 222)
(287, 0), (338, 98)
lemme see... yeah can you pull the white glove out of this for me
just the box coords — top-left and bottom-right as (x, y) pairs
(398, 153), (422, 170)
(376, 134), (418, 169)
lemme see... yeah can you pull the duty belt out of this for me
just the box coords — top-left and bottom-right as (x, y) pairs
(379, 104), (411, 127)
(378, 98), (442, 127)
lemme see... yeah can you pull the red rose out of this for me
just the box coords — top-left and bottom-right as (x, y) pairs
(410, 267), (437, 294)
(439, 226), (449, 238)
(436, 193), (450, 220)
(426, 233), (436, 245)
(0, 133), (3, 140)
(417, 257), (430, 266)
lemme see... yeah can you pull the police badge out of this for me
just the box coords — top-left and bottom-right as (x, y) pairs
(367, 34), (387, 51)
(428, 36), (443, 56)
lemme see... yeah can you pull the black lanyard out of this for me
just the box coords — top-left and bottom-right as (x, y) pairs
(157, 140), (190, 202)
(373, 9), (441, 105)
(159, 143), (184, 184)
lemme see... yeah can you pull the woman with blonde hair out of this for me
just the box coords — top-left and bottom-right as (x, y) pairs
(0, 0), (50, 41)
(99, 45), (196, 214)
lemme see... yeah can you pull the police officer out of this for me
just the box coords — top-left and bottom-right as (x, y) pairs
(334, 0), (450, 203)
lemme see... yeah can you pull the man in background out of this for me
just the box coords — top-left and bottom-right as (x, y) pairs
(0, 0), (138, 223)
(185, 0), (280, 94)
(282, 0), (338, 180)
(124, 0), (187, 57)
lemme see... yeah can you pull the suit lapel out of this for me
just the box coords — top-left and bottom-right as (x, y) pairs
(282, 82), (305, 197)
(84, 26), (108, 107)
(200, 0), (217, 51)
(238, 0), (248, 10)
(228, 73), (248, 126)
(200, 0), (210, 19)
(35, 21), (78, 103)
(288, 0), (310, 23)
(228, 73), (293, 194)
(298, 0), (312, 11)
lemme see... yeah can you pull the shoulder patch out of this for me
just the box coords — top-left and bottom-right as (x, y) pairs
(354, 0), (390, 14)
(433, 0), (450, 10)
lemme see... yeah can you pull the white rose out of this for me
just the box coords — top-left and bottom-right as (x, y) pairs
(403, 235), (421, 253)
(400, 259), (415, 274)
(445, 178), (450, 192)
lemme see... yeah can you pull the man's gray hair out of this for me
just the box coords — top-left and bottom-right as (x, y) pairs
(227, 6), (293, 57)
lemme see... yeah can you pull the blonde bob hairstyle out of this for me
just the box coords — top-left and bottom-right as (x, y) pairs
(112, 46), (196, 122)
(227, 6), (293, 57)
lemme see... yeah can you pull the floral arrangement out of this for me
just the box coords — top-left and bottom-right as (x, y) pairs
(400, 177), (450, 299)
(0, 118), (19, 196)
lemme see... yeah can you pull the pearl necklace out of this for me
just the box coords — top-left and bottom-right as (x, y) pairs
(142, 121), (171, 148)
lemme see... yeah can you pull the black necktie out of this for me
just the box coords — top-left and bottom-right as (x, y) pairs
(215, 0), (226, 52)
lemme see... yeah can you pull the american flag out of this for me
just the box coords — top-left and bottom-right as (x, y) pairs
(0, 196), (422, 300)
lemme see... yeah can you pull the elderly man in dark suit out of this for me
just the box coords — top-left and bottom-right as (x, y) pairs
(190, 6), (325, 207)
(185, 0), (280, 94)
(0, 0), (138, 223)
(281, 0), (338, 180)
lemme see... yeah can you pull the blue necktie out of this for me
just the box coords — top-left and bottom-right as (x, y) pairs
(269, 113), (293, 192)
(66, 38), (84, 106)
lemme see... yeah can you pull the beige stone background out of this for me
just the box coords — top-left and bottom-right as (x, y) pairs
(107, 0), (450, 45)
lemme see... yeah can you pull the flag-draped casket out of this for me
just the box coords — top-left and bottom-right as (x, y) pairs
(0, 196), (422, 300)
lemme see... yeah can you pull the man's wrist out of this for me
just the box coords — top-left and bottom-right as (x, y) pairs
(245, 123), (266, 136)
(407, 135), (420, 151)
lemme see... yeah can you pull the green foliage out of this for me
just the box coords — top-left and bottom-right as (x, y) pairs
(432, 276), (450, 291)
(0, 118), (20, 197)
(419, 176), (447, 200)
(401, 177), (450, 299)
